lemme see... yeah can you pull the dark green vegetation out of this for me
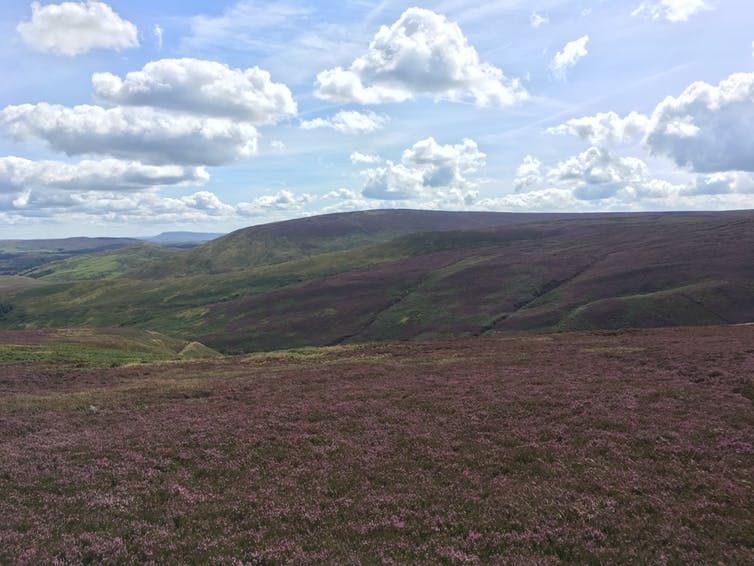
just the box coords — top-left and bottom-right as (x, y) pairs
(1, 325), (752, 563)
(1, 209), (752, 353)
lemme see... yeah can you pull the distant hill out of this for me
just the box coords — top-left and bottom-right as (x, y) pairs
(0, 209), (752, 352)
(0, 237), (141, 275)
(134, 209), (650, 278)
(22, 243), (176, 282)
(145, 232), (225, 244)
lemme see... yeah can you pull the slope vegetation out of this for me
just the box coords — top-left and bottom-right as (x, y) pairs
(0, 210), (752, 352)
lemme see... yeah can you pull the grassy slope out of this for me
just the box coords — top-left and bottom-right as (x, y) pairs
(134, 209), (619, 278)
(0, 327), (219, 367)
(0, 237), (142, 275)
(1, 211), (753, 352)
(23, 243), (177, 282)
(0, 325), (752, 563)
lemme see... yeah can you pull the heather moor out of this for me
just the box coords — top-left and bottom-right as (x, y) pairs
(1, 1), (753, 564)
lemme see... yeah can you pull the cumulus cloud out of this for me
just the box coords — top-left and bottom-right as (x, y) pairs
(93, 58), (296, 124)
(530, 12), (549, 28)
(1, 185), (316, 225)
(350, 152), (381, 164)
(547, 111), (651, 145)
(0, 103), (258, 166)
(513, 155), (543, 191)
(236, 189), (314, 217)
(360, 137), (485, 201)
(689, 172), (754, 195)
(632, 0), (710, 22)
(0, 156), (207, 194)
(17, 1), (138, 56)
(511, 146), (692, 203)
(300, 111), (388, 135)
(645, 72), (754, 173)
(315, 8), (526, 107)
(550, 35), (589, 79)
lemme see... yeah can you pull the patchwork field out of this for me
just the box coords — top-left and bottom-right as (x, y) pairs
(1, 325), (752, 563)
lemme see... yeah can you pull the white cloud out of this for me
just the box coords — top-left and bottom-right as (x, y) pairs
(530, 12), (549, 28)
(17, 1), (138, 56)
(1, 185), (316, 225)
(689, 172), (754, 195)
(154, 24), (163, 49)
(236, 189), (314, 217)
(350, 152), (381, 164)
(645, 72), (754, 173)
(93, 58), (297, 124)
(0, 103), (259, 166)
(315, 8), (527, 107)
(548, 146), (653, 200)
(320, 188), (372, 213)
(632, 0), (710, 22)
(513, 155), (543, 191)
(300, 111), (388, 135)
(550, 35), (589, 80)
(269, 140), (285, 151)
(361, 137), (485, 201)
(0, 156), (207, 193)
(511, 147), (693, 203)
(547, 111), (651, 145)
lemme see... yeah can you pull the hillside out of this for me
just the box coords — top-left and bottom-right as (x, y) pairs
(0, 327), (218, 368)
(22, 243), (177, 282)
(145, 231), (225, 244)
(1, 325), (752, 563)
(0, 210), (752, 352)
(134, 209), (633, 277)
(0, 237), (141, 275)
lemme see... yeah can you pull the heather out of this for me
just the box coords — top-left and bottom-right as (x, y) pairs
(1, 326), (752, 563)
(3, 212), (754, 353)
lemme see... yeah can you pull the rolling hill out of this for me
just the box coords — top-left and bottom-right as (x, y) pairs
(0, 209), (752, 352)
(0, 237), (142, 275)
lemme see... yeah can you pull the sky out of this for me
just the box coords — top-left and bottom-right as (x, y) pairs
(0, 0), (752, 238)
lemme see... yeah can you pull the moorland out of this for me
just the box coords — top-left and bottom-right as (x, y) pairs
(1, 209), (753, 562)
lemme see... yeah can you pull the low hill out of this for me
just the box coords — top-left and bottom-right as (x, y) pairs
(134, 209), (632, 278)
(0, 237), (141, 275)
(145, 231), (225, 244)
(23, 243), (177, 282)
(0, 327), (218, 367)
(0, 210), (752, 352)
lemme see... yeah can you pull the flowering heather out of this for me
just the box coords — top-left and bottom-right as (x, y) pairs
(0, 326), (752, 563)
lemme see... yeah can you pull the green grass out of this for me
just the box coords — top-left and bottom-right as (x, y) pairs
(0, 328), (219, 367)
(0, 343), (174, 367)
(24, 243), (176, 282)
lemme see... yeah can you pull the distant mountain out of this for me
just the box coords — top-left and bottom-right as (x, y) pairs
(145, 232), (225, 244)
(1, 209), (752, 353)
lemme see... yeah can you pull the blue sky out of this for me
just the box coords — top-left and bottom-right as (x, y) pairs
(0, 0), (752, 237)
